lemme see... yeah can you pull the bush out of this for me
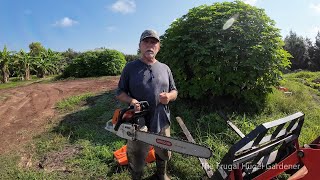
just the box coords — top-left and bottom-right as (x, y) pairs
(158, 1), (291, 110)
(62, 49), (126, 78)
(124, 54), (139, 62)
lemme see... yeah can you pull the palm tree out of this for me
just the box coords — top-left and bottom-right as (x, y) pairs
(0, 45), (12, 83)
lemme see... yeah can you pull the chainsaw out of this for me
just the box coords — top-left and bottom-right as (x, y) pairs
(105, 101), (212, 159)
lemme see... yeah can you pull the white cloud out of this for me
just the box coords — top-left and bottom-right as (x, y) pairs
(310, 3), (320, 13)
(53, 17), (78, 27)
(110, 0), (136, 14)
(106, 26), (117, 32)
(242, 0), (258, 5)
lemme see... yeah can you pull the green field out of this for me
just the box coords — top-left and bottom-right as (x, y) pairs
(0, 71), (319, 180)
(0, 75), (57, 90)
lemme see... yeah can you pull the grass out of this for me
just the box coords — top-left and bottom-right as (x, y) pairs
(56, 93), (94, 112)
(0, 71), (320, 179)
(0, 75), (57, 90)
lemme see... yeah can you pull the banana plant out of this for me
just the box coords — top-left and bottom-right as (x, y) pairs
(33, 48), (61, 78)
(12, 50), (33, 80)
(0, 45), (12, 83)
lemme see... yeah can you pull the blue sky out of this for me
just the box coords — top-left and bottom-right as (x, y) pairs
(1, 0), (320, 54)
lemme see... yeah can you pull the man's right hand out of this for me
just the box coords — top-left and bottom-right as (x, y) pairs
(116, 92), (141, 112)
(130, 99), (141, 112)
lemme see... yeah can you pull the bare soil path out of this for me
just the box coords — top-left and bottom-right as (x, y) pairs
(0, 77), (118, 154)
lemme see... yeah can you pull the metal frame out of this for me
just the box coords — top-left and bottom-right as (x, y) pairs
(213, 112), (306, 179)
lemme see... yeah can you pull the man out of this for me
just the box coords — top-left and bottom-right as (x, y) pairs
(116, 29), (178, 180)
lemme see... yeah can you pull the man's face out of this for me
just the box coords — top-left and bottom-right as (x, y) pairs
(139, 37), (160, 60)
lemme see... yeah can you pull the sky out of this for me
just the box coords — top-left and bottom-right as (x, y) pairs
(1, 0), (320, 54)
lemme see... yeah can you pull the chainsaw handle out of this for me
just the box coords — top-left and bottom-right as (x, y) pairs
(114, 101), (149, 131)
(114, 105), (134, 131)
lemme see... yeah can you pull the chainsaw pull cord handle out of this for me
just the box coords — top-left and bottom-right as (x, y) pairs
(114, 105), (134, 131)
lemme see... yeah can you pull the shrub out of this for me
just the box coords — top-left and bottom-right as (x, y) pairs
(158, 1), (291, 110)
(62, 49), (126, 78)
(124, 54), (139, 62)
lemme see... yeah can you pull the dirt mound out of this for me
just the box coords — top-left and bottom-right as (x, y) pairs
(0, 77), (119, 154)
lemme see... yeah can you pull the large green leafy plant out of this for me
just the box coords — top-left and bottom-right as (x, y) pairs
(158, 1), (291, 109)
(0, 45), (12, 83)
(63, 49), (126, 78)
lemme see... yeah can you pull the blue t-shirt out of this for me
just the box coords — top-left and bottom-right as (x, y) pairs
(117, 59), (177, 133)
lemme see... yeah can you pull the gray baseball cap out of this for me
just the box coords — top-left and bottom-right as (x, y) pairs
(140, 29), (160, 42)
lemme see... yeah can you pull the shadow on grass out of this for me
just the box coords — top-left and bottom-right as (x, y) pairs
(48, 90), (134, 178)
(53, 91), (120, 145)
(53, 90), (121, 145)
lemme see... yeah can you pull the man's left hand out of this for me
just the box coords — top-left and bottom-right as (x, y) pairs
(159, 92), (170, 104)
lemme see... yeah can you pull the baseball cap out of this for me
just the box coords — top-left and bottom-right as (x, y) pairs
(140, 29), (160, 42)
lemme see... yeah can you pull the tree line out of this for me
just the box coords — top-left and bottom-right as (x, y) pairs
(0, 42), (77, 83)
(0, 42), (139, 83)
(2, 30), (319, 85)
(284, 31), (320, 71)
